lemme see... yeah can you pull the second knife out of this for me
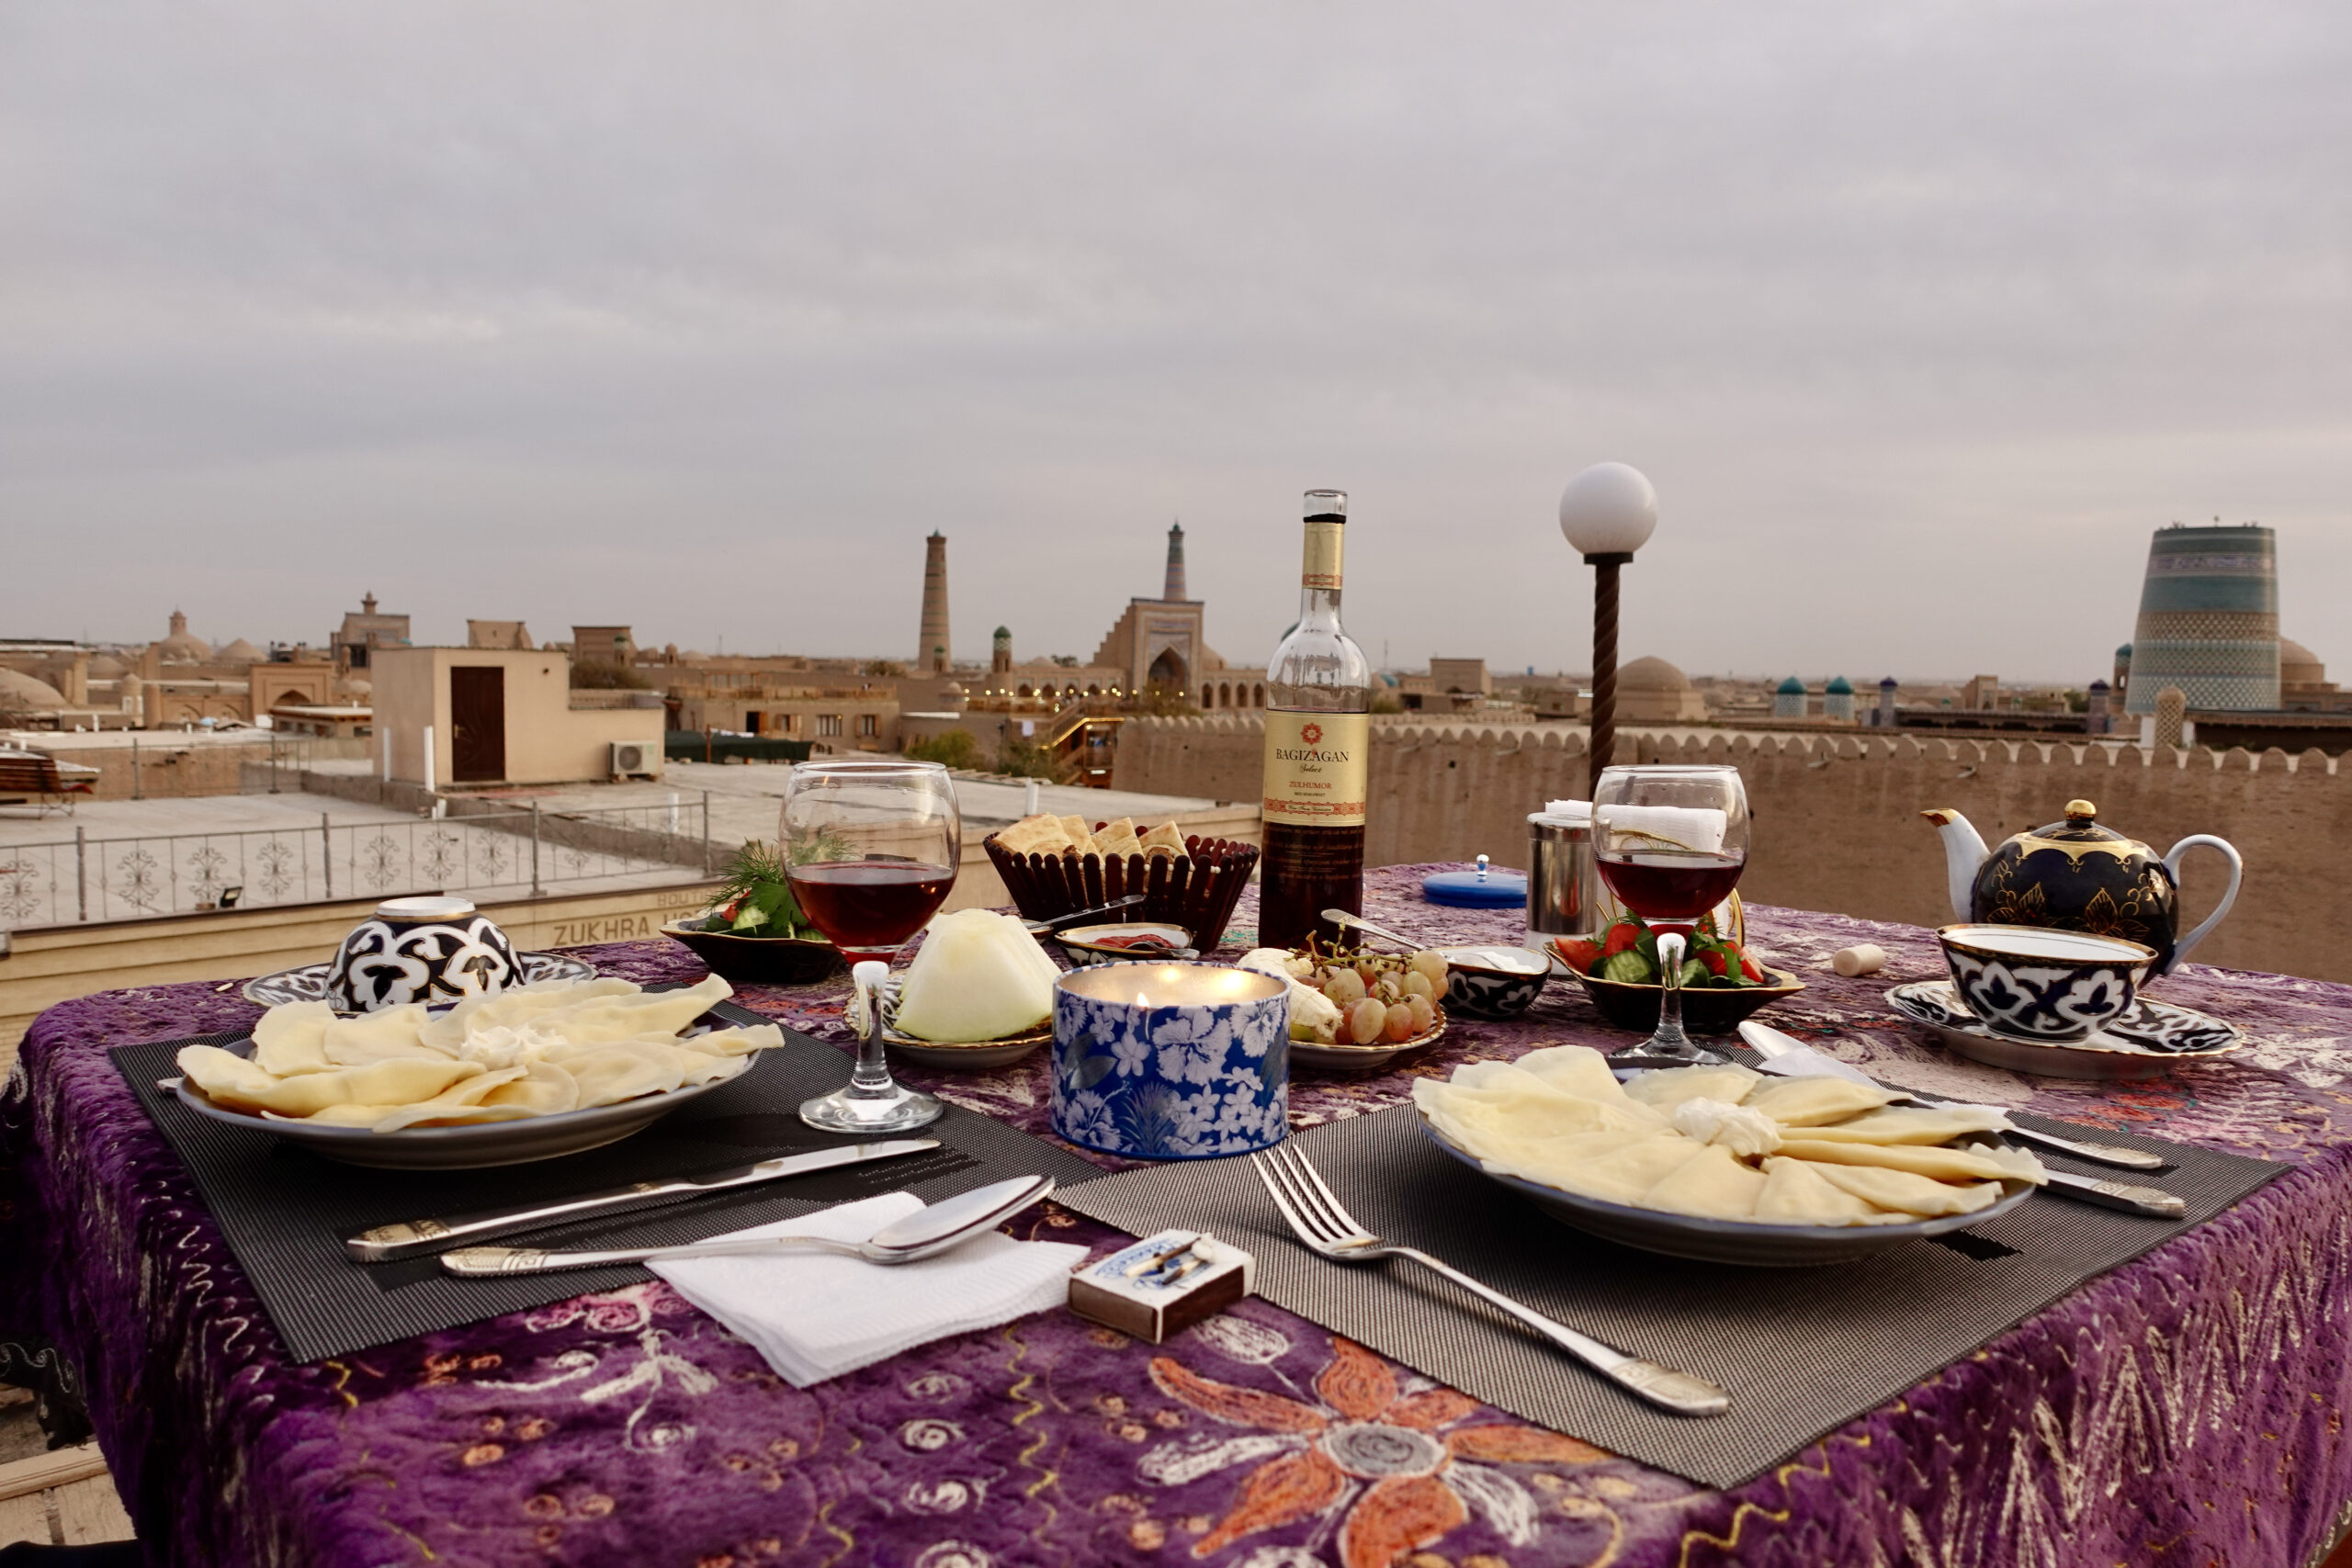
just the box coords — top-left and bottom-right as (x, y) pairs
(345, 1137), (944, 1261)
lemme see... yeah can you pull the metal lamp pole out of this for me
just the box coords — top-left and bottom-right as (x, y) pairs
(1558, 463), (1659, 796)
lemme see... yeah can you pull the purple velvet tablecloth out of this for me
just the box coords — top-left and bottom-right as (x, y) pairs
(7, 863), (2352, 1568)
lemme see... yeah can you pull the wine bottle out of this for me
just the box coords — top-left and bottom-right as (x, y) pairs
(1259, 489), (1371, 950)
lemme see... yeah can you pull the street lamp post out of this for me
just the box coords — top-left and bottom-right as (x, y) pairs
(1558, 463), (1659, 796)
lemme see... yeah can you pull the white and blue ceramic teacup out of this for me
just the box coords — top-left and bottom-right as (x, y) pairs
(1937, 924), (2156, 1042)
(326, 896), (523, 1012)
(1050, 963), (1290, 1159)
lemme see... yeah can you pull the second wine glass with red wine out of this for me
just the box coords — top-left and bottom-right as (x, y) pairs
(782, 760), (960, 1134)
(1590, 763), (1750, 1066)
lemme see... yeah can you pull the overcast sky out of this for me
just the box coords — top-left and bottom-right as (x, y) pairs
(4, 3), (2346, 684)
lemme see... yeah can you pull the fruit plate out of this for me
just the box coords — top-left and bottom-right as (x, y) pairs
(165, 1017), (748, 1170)
(243, 953), (597, 1011)
(1887, 980), (2242, 1081)
(1289, 1007), (1449, 1071)
(1564, 964), (1806, 1035)
(1416, 1110), (2034, 1268)
(876, 981), (1049, 1070)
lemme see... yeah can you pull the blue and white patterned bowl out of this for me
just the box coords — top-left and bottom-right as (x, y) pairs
(325, 896), (524, 1012)
(1050, 963), (1291, 1159)
(1936, 924), (2155, 1042)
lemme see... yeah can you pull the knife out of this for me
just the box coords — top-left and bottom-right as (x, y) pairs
(1736, 1021), (2170, 1172)
(2035, 1168), (2187, 1218)
(343, 1138), (944, 1262)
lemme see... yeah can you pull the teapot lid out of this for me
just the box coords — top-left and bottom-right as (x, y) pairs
(2025, 799), (2129, 847)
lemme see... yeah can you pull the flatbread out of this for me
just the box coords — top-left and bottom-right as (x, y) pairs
(1140, 822), (1188, 859)
(1792, 1105), (2014, 1146)
(1804, 1161), (2007, 1218)
(1622, 1064), (1763, 1113)
(1754, 1156), (1899, 1225)
(1742, 1076), (1901, 1127)
(1637, 1143), (1769, 1221)
(252, 1001), (334, 1076)
(1779, 1138), (2046, 1185)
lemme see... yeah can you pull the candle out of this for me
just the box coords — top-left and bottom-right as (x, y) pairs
(1051, 963), (1291, 1159)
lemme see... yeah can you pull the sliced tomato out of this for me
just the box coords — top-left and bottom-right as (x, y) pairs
(1601, 921), (1645, 958)
(1552, 937), (1602, 972)
(1697, 948), (1731, 978)
(1739, 951), (1769, 983)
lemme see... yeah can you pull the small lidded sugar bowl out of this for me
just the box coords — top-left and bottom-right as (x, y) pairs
(326, 896), (522, 1012)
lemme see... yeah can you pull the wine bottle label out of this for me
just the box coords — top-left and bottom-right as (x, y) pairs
(1261, 711), (1369, 826)
(1299, 521), (1344, 591)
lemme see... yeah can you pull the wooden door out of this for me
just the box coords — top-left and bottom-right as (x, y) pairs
(449, 667), (506, 782)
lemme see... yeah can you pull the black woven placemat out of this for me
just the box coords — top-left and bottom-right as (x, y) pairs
(1057, 1095), (2287, 1488)
(115, 1007), (1100, 1363)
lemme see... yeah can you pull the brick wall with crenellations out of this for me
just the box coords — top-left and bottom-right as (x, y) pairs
(1112, 715), (2350, 982)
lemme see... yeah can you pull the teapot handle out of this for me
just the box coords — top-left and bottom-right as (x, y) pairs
(2163, 836), (2243, 973)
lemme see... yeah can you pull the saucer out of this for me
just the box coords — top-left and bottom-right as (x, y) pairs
(873, 980), (1049, 1069)
(1887, 980), (2241, 1081)
(243, 953), (598, 1011)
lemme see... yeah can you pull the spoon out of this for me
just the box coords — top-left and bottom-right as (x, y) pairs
(1321, 908), (1432, 953)
(441, 1174), (1056, 1277)
(1736, 1021), (2168, 1172)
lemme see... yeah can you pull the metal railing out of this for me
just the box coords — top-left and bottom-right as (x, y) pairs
(0, 798), (717, 932)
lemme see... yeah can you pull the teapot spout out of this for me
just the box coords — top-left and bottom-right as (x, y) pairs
(1921, 808), (1987, 924)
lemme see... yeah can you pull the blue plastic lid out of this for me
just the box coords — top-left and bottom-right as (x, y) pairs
(1422, 856), (1527, 908)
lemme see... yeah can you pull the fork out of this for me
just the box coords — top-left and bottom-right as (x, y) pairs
(1250, 1143), (1730, 1417)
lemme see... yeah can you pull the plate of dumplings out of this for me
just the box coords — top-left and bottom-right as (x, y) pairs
(169, 976), (788, 1169)
(1412, 1046), (2041, 1266)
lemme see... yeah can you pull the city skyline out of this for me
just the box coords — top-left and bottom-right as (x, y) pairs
(4, 5), (2346, 684)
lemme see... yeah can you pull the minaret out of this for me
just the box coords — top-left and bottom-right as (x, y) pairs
(991, 626), (1012, 677)
(1162, 522), (1187, 602)
(917, 532), (951, 673)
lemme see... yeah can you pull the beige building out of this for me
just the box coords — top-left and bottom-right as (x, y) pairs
(373, 647), (663, 787)
(669, 679), (901, 751)
(332, 594), (412, 672)
(468, 620), (535, 650)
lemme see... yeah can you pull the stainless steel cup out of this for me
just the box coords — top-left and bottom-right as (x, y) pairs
(1526, 807), (1600, 949)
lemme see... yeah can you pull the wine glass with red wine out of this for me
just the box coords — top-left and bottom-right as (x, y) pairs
(1590, 764), (1750, 1066)
(782, 760), (960, 1133)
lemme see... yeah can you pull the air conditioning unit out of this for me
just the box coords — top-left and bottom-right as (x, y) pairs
(610, 741), (661, 782)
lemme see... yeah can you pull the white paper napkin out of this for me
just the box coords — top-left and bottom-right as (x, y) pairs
(1593, 804), (1729, 854)
(650, 1192), (1087, 1387)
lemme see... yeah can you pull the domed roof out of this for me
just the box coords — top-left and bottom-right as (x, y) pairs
(334, 676), (371, 698)
(1618, 656), (1693, 692)
(214, 638), (266, 664)
(86, 654), (128, 678)
(2281, 637), (2324, 682)
(993, 626), (1011, 638)
(155, 610), (211, 663)
(0, 668), (68, 711)
(1776, 675), (1805, 694)
(1825, 675), (1853, 694)
(2116, 642), (2132, 660)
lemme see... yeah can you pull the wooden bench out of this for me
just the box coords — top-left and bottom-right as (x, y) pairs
(0, 755), (96, 816)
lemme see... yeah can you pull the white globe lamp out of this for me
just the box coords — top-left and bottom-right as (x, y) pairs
(1556, 461), (1658, 788)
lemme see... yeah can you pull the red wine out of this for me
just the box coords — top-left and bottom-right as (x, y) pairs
(787, 861), (955, 956)
(1596, 852), (1744, 921)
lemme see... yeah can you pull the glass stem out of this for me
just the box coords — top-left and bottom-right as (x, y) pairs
(1652, 931), (1691, 1052)
(851, 960), (897, 1093)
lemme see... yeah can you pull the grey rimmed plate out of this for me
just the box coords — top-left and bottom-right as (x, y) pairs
(1887, 980), (2242, 1081)
(1417, 1111), (2034, 1267)
(166, 1021), (749, 1170)
(875, 980), (1049, 1070)
(242, 953), (598, 1011)
(1290, 1008), (1448, 1072)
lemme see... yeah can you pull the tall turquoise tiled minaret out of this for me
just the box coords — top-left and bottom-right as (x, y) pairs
(2125, 524), (2278, 714)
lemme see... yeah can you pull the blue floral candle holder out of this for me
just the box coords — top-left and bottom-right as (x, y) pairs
(1051, 963), (1291, 1159)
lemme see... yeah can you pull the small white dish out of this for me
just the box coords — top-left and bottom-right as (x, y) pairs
(876, 980), (1049, 1070)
